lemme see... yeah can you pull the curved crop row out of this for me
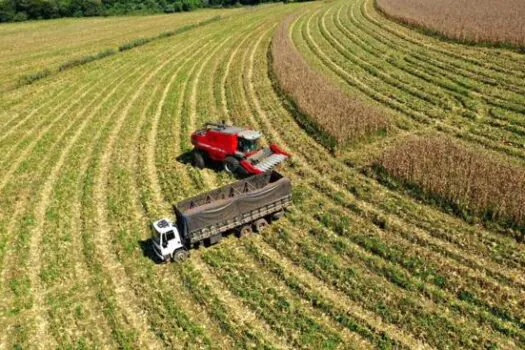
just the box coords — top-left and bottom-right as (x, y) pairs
(1, 0), (525, 348)
(271, 15), (388, 151)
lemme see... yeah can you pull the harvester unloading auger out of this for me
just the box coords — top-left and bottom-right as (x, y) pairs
(190, 121), (290, 175)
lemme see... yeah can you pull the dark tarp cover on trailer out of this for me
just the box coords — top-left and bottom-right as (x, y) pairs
(176, 174), (291, 235)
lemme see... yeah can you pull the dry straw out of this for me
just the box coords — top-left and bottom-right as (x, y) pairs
(376, 0), (525, 50)
(271, 16), (388, 150)
(379, 135), (525, 240)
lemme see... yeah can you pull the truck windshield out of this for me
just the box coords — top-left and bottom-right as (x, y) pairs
(165, 230), (175, 241)
(238, 137), (258, 153)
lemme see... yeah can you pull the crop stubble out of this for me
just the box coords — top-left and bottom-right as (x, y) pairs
(1, 0), (524, 349)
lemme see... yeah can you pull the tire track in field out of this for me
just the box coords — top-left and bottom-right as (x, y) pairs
(174, 21), (293, 347)
(302, 9), (525, 162)
(265, 14), (525, 296)
(244, 23), (520, 346)
(238, 27), (429, 349)
(246, 239), (421, 349)
(221, 23), (409, 347)
(130, 33), (237, 346)
(332, 2), (525, 149)
(0, 85), (71, 142)
(0, 59), (134, 347)
(91, 40), (213, 348)
(186, 35), (234, 189)
(144, 33), (216, 216)
(174, 38), (219, 193)
(297, 9), (525, 277)
(11, 59), (146, 349)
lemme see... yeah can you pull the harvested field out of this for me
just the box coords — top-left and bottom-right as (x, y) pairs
(1, 0), (525, 349)
(376, 0), (525, 49)
(0, 8), (242, 91)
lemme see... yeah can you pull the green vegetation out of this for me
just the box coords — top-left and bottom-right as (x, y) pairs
(0, 0), (304, 22)
(0, 0), (524, 349)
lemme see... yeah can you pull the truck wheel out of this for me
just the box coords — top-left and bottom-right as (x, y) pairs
(172, 249), (189, 262)
(237, 225), (253, 238)
(253, 218), (268, 233)
(192, 150), (206, 169)
(224, 157), (239, 174)
(271, 210), (285, 221)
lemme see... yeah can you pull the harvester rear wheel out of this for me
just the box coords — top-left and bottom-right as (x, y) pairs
(224, 157), (239, 174)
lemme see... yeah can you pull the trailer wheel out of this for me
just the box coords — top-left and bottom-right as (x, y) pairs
(192, 150), (206, 169)
(172, 249), (189, 262)
(253, 218), (268, 233)
(224, 157), (239, 174)
(271, 210), (285, 221)
(237, 225), (253, 238)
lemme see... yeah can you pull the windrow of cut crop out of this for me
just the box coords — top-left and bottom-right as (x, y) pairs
(375, 0), (525, 51)
(270, 15), (388, 152)
(376, 135), (525, 241)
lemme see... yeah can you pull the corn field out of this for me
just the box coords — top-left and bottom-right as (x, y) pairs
(0, 0), (524, 349)
(376, 0), (525, 49)
(378, 135), (525, 241)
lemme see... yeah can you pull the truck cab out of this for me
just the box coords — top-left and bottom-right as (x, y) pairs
(151, 219), (187, 262)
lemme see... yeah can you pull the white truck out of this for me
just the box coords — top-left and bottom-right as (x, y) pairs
(152, 171), (292, 262)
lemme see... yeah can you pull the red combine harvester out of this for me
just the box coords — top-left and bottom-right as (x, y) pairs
(191, 121), (290, 175)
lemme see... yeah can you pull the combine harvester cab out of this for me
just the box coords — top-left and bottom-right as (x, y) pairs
(151, 171), (292, 262)
(190, 121), (290, 175)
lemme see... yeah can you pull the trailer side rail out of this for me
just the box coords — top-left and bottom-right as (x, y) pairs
(187, 195), (291, 244)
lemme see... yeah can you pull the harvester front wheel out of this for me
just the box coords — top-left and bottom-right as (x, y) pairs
(224, 157), (239, 174)
(192, 150), (205, 169)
